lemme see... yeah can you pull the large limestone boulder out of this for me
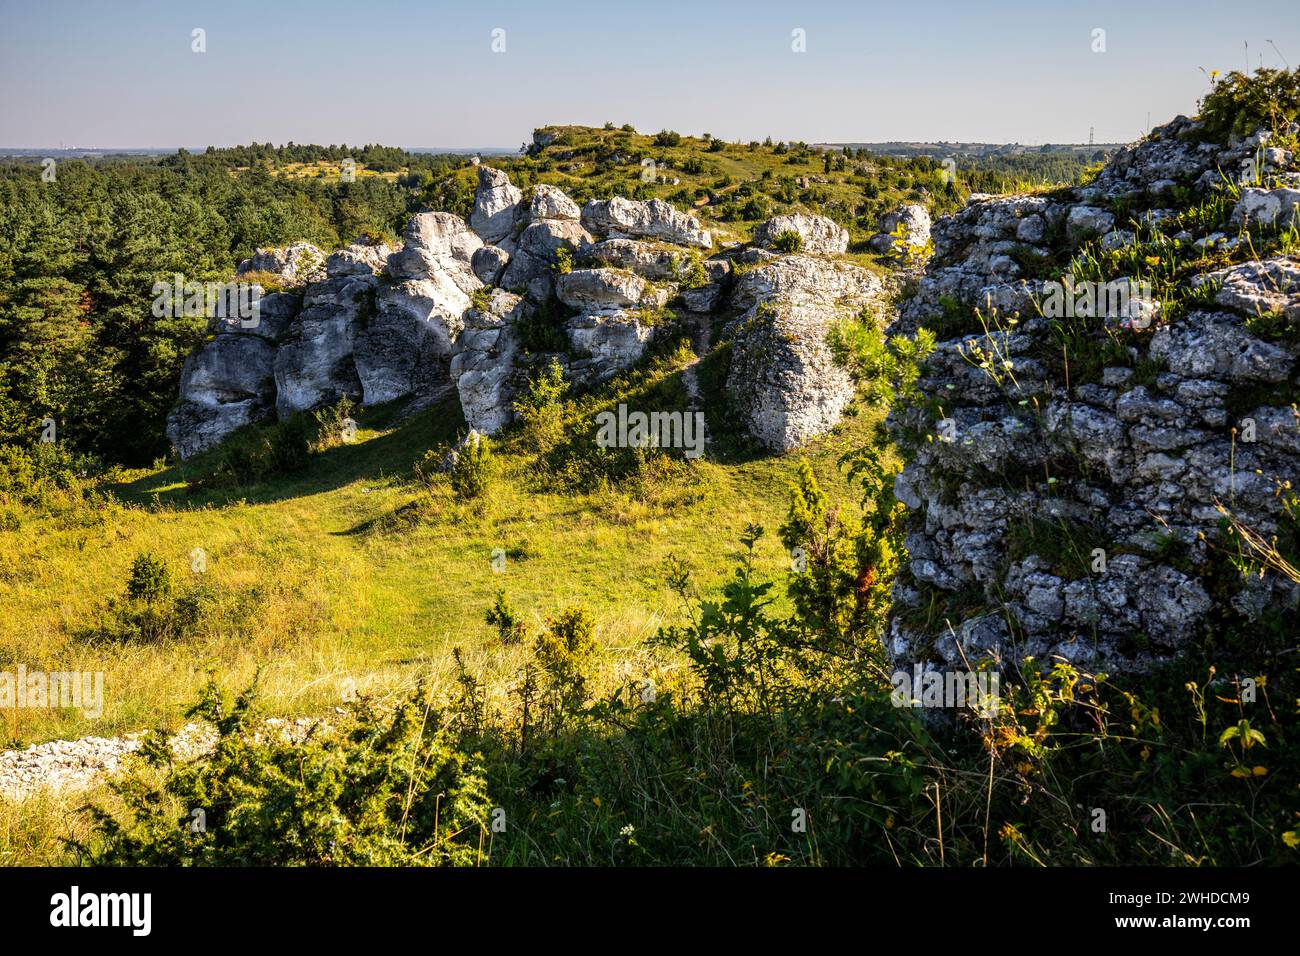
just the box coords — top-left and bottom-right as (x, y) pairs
(728, 252), (882, 313)
(237, 242), (327, 284)
(867, 205), (931, 256)
(352, 212), (482, 406)
(327, 239), (396, 277)
(581, 197), (711, 248)
(498, 219), (592, 302)
(166, 400), (266, 461)
(208, 291), (299, 343)
(388, 212), (483, 281)
(166, 333), (280, 459)
(556, 268), (668, 312)
(471, 245), (511, 285)
(566, 311), (656, 383)
(175, 334), (277, 407)
(755, 213), (849, 255)
(726, 301), (856, 451)
(451, 290), (533, 434)
(469, 166), (523, 245)
(167, 292), (303, 458)
(581, 238), (695, 281)
(529, 183), (581, 222)
(354, 280), (466, 406)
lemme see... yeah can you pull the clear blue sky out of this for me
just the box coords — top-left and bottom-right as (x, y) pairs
(1, 0), (1297, 148)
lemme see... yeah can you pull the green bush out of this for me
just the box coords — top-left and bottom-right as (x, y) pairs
(485, 590), (529, 645)
(1198, 67), (1300, 141)
(513, 359), (570, 453)
(86, 677), (492, 866)
(771, 229), (803, 253)
(307, 396), (359, 451)
(126, 551), (171, 603)
(80, 551), (210, 644)
(448, 432), (495, 500)
(196, 415), (314, 489)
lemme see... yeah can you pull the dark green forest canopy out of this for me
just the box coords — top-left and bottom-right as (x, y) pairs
(0, 148), (464, 465)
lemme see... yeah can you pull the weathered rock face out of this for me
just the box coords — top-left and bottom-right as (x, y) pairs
(581, 238), (694, 281)
(1230, 184), (1300, 228)
(556, 268), (669, 312)
(724, 253), (884, 450)
(354, 280), (461, 406)
(327, 240), (396, 277)
(273, 274), (376, 418)
(237, 242), (327, 283)
(450, 290), (533, 434)
(471, 245), (511, 285)
(729, 251), (882, 313)
(754, 212), (849, 255)
(886, 117), (1300, 676)
(581, 197), (712, 248)
(469, 166), (523, 245)
(867, 204), (932, 256)
(353, 212), (483, 406)
(388, 212), (483, 281)
(529, 183), (581, 222)
(166, 333), (279, 459)
(1082, 116), (1293, 203)
(208, 291), (300, 343)
(167, 293), (303, 458)
(726, 301), (858, 451)
(566, 311), (657, 382)
(498, 218), (592, 302)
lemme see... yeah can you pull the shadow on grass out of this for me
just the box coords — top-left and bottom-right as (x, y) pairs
(106, 395), (467, 511)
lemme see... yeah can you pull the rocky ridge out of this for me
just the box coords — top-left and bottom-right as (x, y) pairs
(168, 166), (890, 457)
(886, 116), (1300, 676)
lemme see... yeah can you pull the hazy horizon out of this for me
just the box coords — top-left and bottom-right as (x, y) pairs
(2, 0), (1298, 149)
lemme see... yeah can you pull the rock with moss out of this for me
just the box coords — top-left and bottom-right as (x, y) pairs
(237, 242), (327, 284)
(450, 290), (534, 434)
(754, 212), (848, 255)
(867, 204), (932, 256)
(886, 115), (1300, 676)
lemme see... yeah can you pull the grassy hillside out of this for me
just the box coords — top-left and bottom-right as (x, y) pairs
(0, 342), (885, 752)
(420, 124), (1102, 255)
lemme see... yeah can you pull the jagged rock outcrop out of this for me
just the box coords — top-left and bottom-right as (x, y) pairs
(165, 292), (303, 458)
(450, 290), (533, 434)
(868, 204), (932, 256)
(170, 163), (877, 457)
(886, 115), (1300, 676)
(498, 218), (591, 301)
(556, 268), (669, 312)
(237, 242), (327, 283)
(353, 213), (482, 406)
(327, 239), (396, 277)
(581, 197), (712, 248)
(581, 238), (695, 281)
(273, 274), (375, 418)
(754, 212), (849, 255)
(725, 252), (884, 450)
(529, 184), (581, 222)
(469, 166), (523, 246)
